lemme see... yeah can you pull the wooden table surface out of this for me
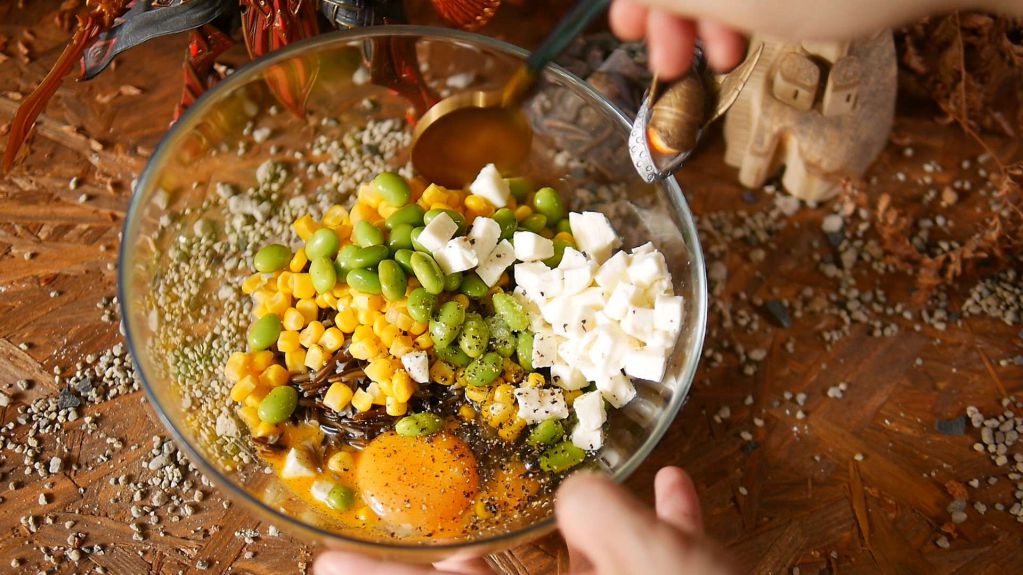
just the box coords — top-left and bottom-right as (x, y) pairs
(2, 2), (1022, 574)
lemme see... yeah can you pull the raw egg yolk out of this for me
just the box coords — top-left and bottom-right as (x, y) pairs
(357, 431), (479, 534)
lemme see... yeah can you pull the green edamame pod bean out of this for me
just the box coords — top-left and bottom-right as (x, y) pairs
(435, 345), (471, 368)
(527, 419), (565, 446)
(409, 252), (445, 295)
(533, 187), (565, 223)
(342, 245), (389, 270)
(506, 177), (532, 202)
(521, 213), (548, 234)
(458, 313), (490, 359)
(385, 203), (425, 229)
(393, 249), (415, 274)
(543, 238), (576, 267)
(407, 288), (437, 324)
(326, 485), (356, 511)
(248, 314), (281, 351)
(336, 244), (358, 271)
(429, 320), (461, 349)
(395, 412), (445, 437)
(435, 300), (466, 327)
(492, 293), (529, 331)
(353, 220), (385, 247)
(410, 227), (428, 252)
(373, 172), (411, 206)
(309, 257), (338, 294)
(516, 331), (534, 371)
(464, 352), (503, 387)
(444, 271), (463, 292)
(423, 208), (466, 234)
(258, 385), (298, 424)
(346, 269), (382, 294)
(334, 260), (347, 283)
(254, 244), (291, 273)
(539, 441), (586, 472)
(486, 316), (516, 357)
(305, 228), (341, 259)
(377, 259), (407, 302)
(459, 272), (488, 299)
(492, 208), (518, 240)
(556, 219), (573, 234)
(387, 223), (414, 251)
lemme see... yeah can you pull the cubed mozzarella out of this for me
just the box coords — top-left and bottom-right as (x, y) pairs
(310, 480), (335, 504)
(631, 242), (656, 255)
(645, 329), (677, 350)
(556, 337), (582, 366)
(604, 282), (641, 320)
(585, 325), (630, 368)
(574, 390), (607, 430)
(475, 239), (514, 286)
(558, 247), (589, 270)
(434, 237), (478, 274)
(467, 217), (501, 262)
(401, 351), (430, 384)
(418, 212), (457, 253)
(558, 304), (596, 339)
(281, 447), (317, 479)
(531, 332), (558, 368)
(569, 211), (620, 263)
(541, 296), (571, 326)
(654, 295), (684, 334)
(571, 424), (604, 451)
(514, 262), (549, 294)
(623, 347), (668, 381)
(469, 163), (511, 207)
(621, 307), (655, 343)
(596, 372), (637, 409)
(594, 250), (629, 289)
(550, 364), (588, 390)
(513, 231), (554, 262)
(626, 250), (668, 287)
(561, 265), (593, 296)
(514, 387), (569, 423)
(540, 268), (564, 300)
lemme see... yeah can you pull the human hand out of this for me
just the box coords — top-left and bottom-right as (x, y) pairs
(313, 466), (738, 575)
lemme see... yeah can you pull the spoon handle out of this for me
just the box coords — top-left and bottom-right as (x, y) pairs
(524, 0), (611, 74)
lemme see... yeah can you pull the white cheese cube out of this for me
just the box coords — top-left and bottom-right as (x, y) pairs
(469, 163), (510, 207)
(621, 307), (656, 343)
(575, 287), (606, 310)
(646, 329), (678, 350)
(401, 351), (430, 384)
(556, 337), (581, 366)
(434, 236), (478, 274)
(569, 211), (620, 263)
(514, 262), (549, 293)
(623, 347), (668, 381)
(468, 217), (501, 262)
(604, 282), (641, 320)
(310, 480), (335, 504)
(596, 372), (636, 409)
(649, 276), (674, 297)
(558, 247), (589, 270)
(514, 387), (569, 423)
(281, 447), (317, 479)
(574, 390), (607, 430)
(513, 231), (554, 262)
(531, 332), (558, 368)
(418, 212), (457, 253)
(561, 265), (593, 296)
(541, 296), (571, 326)
(585, 325), (631, 369)
(571, 424), (604, 451)
(654, 295), (684, 334)
(557, 304), (596, 339)
(631, 242), (656, 255)
(540, 267), (564, 300)
(475, 239), (514, 286)
(594, 250), (629, 289)
(626, 250), (668, 288)
(550, 364), (588, 390)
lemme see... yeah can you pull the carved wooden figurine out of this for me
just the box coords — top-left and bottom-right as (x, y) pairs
(723, 33), (897, 202)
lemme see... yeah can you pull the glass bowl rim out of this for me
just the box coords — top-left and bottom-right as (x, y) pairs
(119, 24), (708, 554)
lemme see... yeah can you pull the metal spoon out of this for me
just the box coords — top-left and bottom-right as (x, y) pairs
(411, 0), (610, 188)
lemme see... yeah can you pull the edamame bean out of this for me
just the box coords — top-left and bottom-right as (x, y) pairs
(444, 271), (462, 292)
(516, 331), (534, 371)
(410, 226), (428, 252)
(346, 268), (382, 294)
(458, 313), (490, 358)
(435, 345), (471, 368)
(424, 208), (466, 234)
(459, 272), (488, 299)
(435, 300), (466, 327)
(378, 259), (407, 302)
(393, 249), (415, 274)
(492, 208), (518, 240)
(555, 219), (573, 234)
(409, 252), (445, 294)
(407, 288), (437, 324)
(248, 314), (281, 351)
(533, 187), (565, 223)
(492, 293), (529, 331)
(336, 244), (358, 271)
(387, 223), (414, 251)
(310, 257), (337, 294)
(543, 238), (576, 267)
(353, 220), (385, 247)
(539, 440), (586, 472)
(254, 244), (291, 273)
(326, 484), (356, 511)
(429, 320), (461, 349)
(395, 412), (445, 437)
(341, 245), (389, 270)
(373, 172), (411, 206)
(385, 204), (425, 229)
(506, 177), (532, 202)
(486, 316), (516, 357)
(257, 385), (297, 424)
(527, 419), (565, 446)
(305, 228), (340, 259)
(464, 352), (503, 387)
(520, 213), (548, 234)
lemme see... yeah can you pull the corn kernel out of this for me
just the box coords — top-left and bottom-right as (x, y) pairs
(355, 506), (375, 522)
(292, 215), (321, 241)
(334, 222), (353, 241)
(385, 397), (408, 417)
(265, 291), (292, 316)
(350, 202), (378, 224)
(514, 205), (533, 221)
(296, 298), (319, 323)
(316, 292), (338, 309)
(367, 382), (387, 405)
(230, 375), (259, 402)
(464, 194), (495, 216)
(486, 402), (513, 427)
(430, 201), (456, 212)
(554, 231), (575, 243)
(225, 352), (250, 382)
(430, 361), (456, 386)
(323, 382), (355, 412)
(459, 404), (477, 421)
(372, 315), (389, 335)
(282, 307), (305, 332)
(498, 417), (528, 442)
(244, 385), (270, 408)
(291, 273), (316, 299)
(414, 332), (434, 349)
(475, 499), (494, 519)
(285, 349), (307, 374)
(299, 321), (326, 348)
(409, 321), (428, 336)
(493, 384), (516, 405)
(289, 248), (309, 273)
(377, 203), (401, 219)
(391, 370), (415, 403)
(378, 324), (400, 347)
(252, 421), (280, 439)
(496, 273), (510, 287)
(357, 308), (383, 326)
(524, 372), (546, 388)
(465, 384), (489, 403)
(353, 293), (385, 312)
(502, 359), (525, 384)
(250, 350), (275, 372)
(242, 274), (264, 295)
(350, 388), (374, 412)
(276, 271), (294, 294)
(322, 205), (350, 227)
(237, 405), (260, 429)
(365, 358), (397, 382)
(388, 336), (414, 358)
(563, 389), (583, 406)
(319, 327), (345, 352)
(277, 330), (301, 353)
(259, 363), (289, 387)
(391, 312), (415, 332)
(335, 307), (358, 333)
(306, 344), (327, 369)
(327, 450), (355, 474)
(539, 228), (555, 239)
(422, 183), (448, 205)
(348, 340), (377, 360)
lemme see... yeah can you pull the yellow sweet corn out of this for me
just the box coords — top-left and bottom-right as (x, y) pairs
(335, 307), (358, 333)
(224, 352), (250, 382)
(357, 308), (383, 326)
(554, 231), (575, 244)
(354, 506), (375, 523)
(316, 292), (338, 309)
(474, 499), (494, 519)
(391, 311), (415, 332)
(322, 205), (349, 227)
(377, 203), (401, 219)
(388, 336), (414, 358)
(464, 384), (489, 403)
(241, 274), (264, 295)
(539, 228), (554, 239)
(236, 406), (261, 430)
(365, 358), (397, 382)
(372, 315), (389, 335)
(277, 330), (301, 353)
(299, 321), (326, 348)
(409, 321), (428, 336)
(378, 324), (400, 347)
(464, 194), (495, 217)
(514, 205), (533, 221)
(276, 271), (294, 295)
(259, 363), (289, 387)
(525, 372), (546, 388)
(244, 385), (269, 408)
(367, 382), (387, 405)
(291, 273), (316, 299)
(282, 307), (306, 332)
(486, 401), (513, 427)
(327, 450), (355, 474)
(252, 421), (280, 439)
(391, 370), (415, 403)
(319, 327), (344, 352)
(250, 350), (275, 372)
(284, 348), (307, 374)
(230, 375), (259, 403)
(295, 298), (319, 324)
(265, 291), (292, 316)
(563, 389), (583, 406)
(350, 202), (378, 224)
(292, 215), (320, 241)
(323, 382), (354, 412)
(289, 248), (309, 273)
(304, 344), (327, 370)
(502, 359), (525, 384)
(351, 388), (374, 412)
(421, 183), (448, 205)
(352, 325), (375, 343)
(459, 404), (477, 421)
(492, 384), (515, 405)
(452, 294), (470, 309)
(349, 339), (381, 360)
(385, 397), (407, 416)
(414, 332), (434, 349)
(430, 361), (456, 386)
(498, 416), (528, 442)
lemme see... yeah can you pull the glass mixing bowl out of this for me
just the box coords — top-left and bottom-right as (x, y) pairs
(120, 26), (707, 562)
